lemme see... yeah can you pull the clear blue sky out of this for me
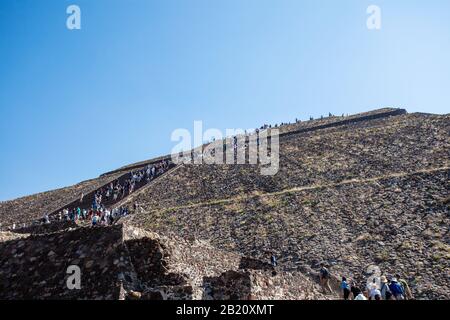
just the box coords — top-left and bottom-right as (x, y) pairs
(0, 0), (449, 201)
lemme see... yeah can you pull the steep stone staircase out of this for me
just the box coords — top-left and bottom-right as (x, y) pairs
(2, 162), (178, 233)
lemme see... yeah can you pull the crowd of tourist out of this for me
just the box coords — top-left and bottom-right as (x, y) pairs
(317, 263), (413, 300)
(266, 255), (414, 300)
(2, 160), (173, 232)
(340, 274), (413, 300)
(49, 205), (131, 226)
(56, 160), (171, 227)
(91, 160), (171, 207)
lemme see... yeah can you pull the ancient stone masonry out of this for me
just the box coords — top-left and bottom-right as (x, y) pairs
(0, 223), (229, 299)
(0, 224), (200, 299)
(202, 269), (335, 300)
(0, 224), (129, 299)
(0, 108), (448, 300)
(130, 168), (450, 300)
(0, 221), (342, 299)
(122, 225), (246, 299)
(118, 112), (449, 212)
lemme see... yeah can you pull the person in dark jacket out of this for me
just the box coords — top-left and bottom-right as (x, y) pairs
(389, 278), (405, 300)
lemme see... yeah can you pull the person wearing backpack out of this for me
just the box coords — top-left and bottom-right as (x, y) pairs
(396, 274), (414, 300)
(380, 276), (393, 300)
(389, 277), (405, 300)
(319, 263), (332, 293)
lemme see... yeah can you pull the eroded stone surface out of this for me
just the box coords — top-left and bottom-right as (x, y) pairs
(0, 109), (448, 300)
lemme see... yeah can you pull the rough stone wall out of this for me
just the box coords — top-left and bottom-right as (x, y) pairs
(0, 223), (258, 300)
(122, 236), (192, 299)
(3, 216), (424, 300)
(1, 109), (448, 300)
(203, 270), (252, 300)
(122, 225), (242, 299)
(249, 270), (334, 300)
(0, 225), (130, 299)
(202, 269), (333, 300)
(130, 168), (450, 299)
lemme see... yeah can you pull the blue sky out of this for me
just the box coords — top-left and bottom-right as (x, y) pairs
(0, 0), (449, 201)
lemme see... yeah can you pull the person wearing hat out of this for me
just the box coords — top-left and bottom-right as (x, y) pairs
(380, 276), (393, 300)
(389, 277), (405, 300)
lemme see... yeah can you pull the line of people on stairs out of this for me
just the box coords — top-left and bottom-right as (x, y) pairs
(57, 206), (130, 226)
(53, 160), (172, 226)
(92, 160), (171, 206)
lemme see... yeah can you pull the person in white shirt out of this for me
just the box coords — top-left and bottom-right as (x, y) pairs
(369, 284), (382, 300)
(354, 293), (367, 300)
